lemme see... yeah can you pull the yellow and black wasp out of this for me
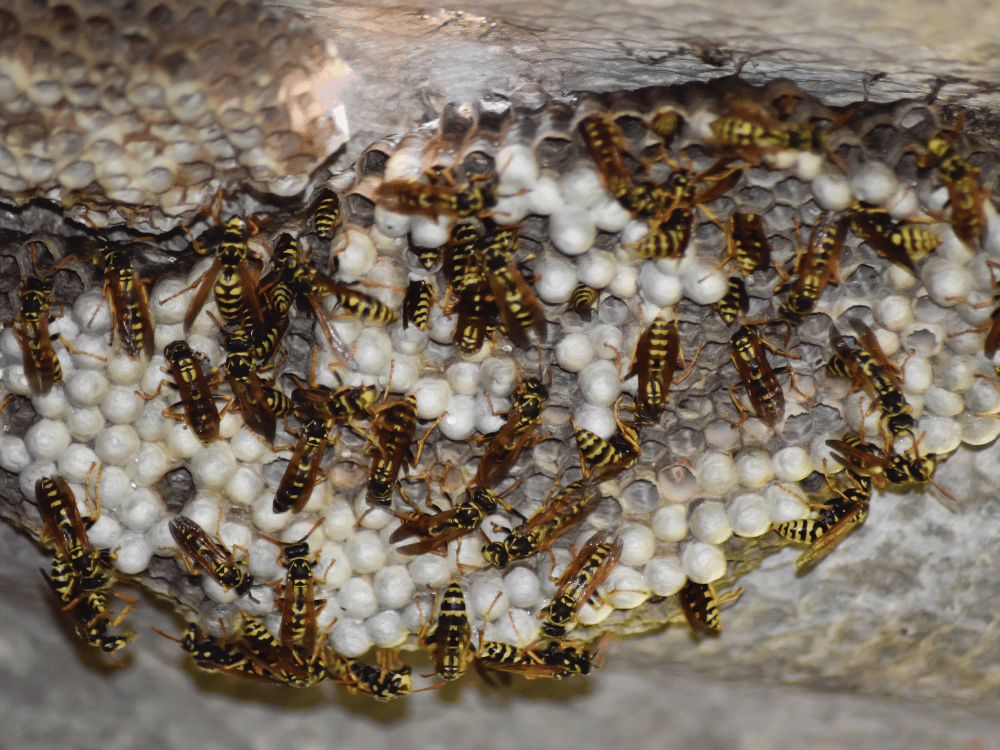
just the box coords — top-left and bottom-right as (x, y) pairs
(366, 394), (421, 508)
(729, 324), (789, 428)
(93, 245), (155, 360)
(626, 313), (685, 426)
(676, 579), (743, 634)
(13, 272), (63, 395)
(777, 212), (848, 329)
(403, 279), (435, 331)
(419, 579), (473, 681)
(374, 167), (498, 219)
(849, 202), (941, 273)
(474, 374), (549, 488)
(312, 188), (341, 241)
(169, 515), (255, 597)
(152, 341), (224, 445)
(272, 418), (336, 514)
(390, 487), (501, 556)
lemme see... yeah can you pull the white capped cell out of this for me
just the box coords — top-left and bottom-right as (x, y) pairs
(150, 277), (193, 324)
(428, 304), (458, 345)
(576, 251), (618, 292)
(229, 427), (270, 464)
(329, 619), (373, 659)
(373, 565), (415, 609)
(382, 354), (421, 393)
(592, 195), (632, 234)
(322, 502), (356, 543)
(497, 144), (539, 191)
(0, 327), (22, 362)
(479, 357), (517, 398)
(86, 513), (122, 549)
(494, 193), (531, 224)
(91, 465), (130, 509)
(352, 328), (392, 377)
(224, 465), (264, 506)
(549, 205), (596, 256)
(704, 419), (741, 451)
(48, 317), (79, 349)
(794, 151), (823, 181)
(31, 388), (69, 420)
(131, 398), (169, 442)
(643, 557), (687, 597)
(556, 332), (595, 372)
(24, 418), (72, 462)
(19, 462), (57, 501)
(618, 524), (656, 567)
(471, 575), (508, 621)
(902, 356), (933, 396)
(924, 386), (964, 417)
(346, 530), (386, 575)
(410, 214), (450, 248)
(95, 425), (141, 466)
(4, 365), (32, 396)
(851, 161), (899, 205)
(591, 325), (624, 362)
(875, 295), (914, 332)
(688, 501), (732, 544)
(106, 354), (147, 386)
(603, 567), (650, 609)
(526, 175), (564, 216)
(373, 205), (411, 238)
(921, 258), (973, 308)
(246, 537), (282, 580)
(735, 449), (774, 489)
(578, 359), (622, 407)
(317, 541), (352, 590)
(100, 385), (145, 424)
(140, 355), (168, 396)
(561, 166), (605, 209)
(446, 362), (480, 396)
(938, 355), (977, 393)
(70, 334), (111, 369)
(695, 451), (737, 496)
(811, 171), (852, 211)
(572, 403), (616, 440)
(639, 263), (683, 307)
(0, 436), (30, 473)
(959, 410), (1000, 446)
(474, 392), (508, 435)
(335, 229), (378, 281)
(534, 254), (578, 304)
(126, 441), (171, 487)
(727, 494), (771, 538)
(408, 553), (452, 588)
(681, 264), (728, 305)
(355, 498), (393, 531)
(112, 531), (152, 575)
(503, 567), (542, 609)
(772, 446), (813, 481)
(919, 415), (962, 454)
(189, 443), (237, 491)
(251, 492), (290, 533)
(607, 263), (639, 299)
(119, 488), (163, 532)
(764, 482), (810, 523)
(64, 369), (109, 408)
(439, 394), (476, 440)
(391, 321), (430, 356)
(651, 504), (688, 542)
(339, 577), (378, 619)
(680, 542), (726, 584)
(366, 610), (407, 648)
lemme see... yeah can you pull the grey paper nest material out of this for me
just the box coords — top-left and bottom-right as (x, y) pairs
(0, 0), (350, 232)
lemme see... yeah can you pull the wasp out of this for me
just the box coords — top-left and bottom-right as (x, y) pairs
(259, 232), (300, 319)
(366, 394), (421, 508)
(312, 188), (341, 241)
(570, 283), (599, 319)
(627, 313), (685, 426)
(154, 341), (223, 445)
(716, 276), (749, 325)
(180, 215), (265, 331)
(374, 167), (498, 219)
(828, 321), (914, 440)
(296, 265), (399, 328)
(261, 522), (326, 653)
(169, 515), (254, 596)
(441, 219), (484, 296)
(777, 213), (848, 328)
(94, 246), (154, 360)
(772, 482), (870, 572)
(825, 435), (944, 493)
(539, 530), (623, 638)
(272, 418), (336, 514)
(419, 579), (473, 681)
(472, 225), (547, 348)
(409, 238), (442, 271)
(474, 374), (549, 488)
(577, 113), (635, 200)
(728, 212), (773, 275)
(475, 640), (572, 682)
(849, 202), (941, 273)
(221, 326), (277, 443)
(453, 280), (497, 356)
(710, 100), (849, 161)
(238, 616), (327, 687)
(403, 279), (435, 331)
(45, 571), (136, 656)
(729, 324), (790, 428)
(390, 487), (501, 555)
(327, 652), (417, 701)
(482, 479), (603, 569)
(289, 373), (377, 432)
(571, 412), (641, 481)
(13, 273), (63, 395)
(676, 580), (743, 634)
(914, 128), (991, 249)
(152, 623), (255, 678)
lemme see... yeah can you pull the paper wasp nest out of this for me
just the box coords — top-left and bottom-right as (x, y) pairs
(3, 0), (1000, 720)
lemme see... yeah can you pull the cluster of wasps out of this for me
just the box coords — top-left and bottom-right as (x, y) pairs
(8, 80), (999, 697)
